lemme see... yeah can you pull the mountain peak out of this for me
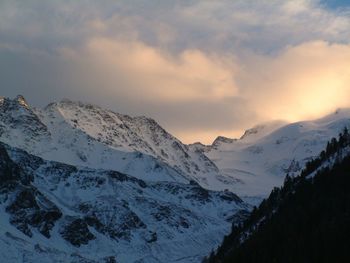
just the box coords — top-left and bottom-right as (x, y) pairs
(239, 120), (287, 142)
(0, 95), (31, 110)
(240, 125), (265, 140)
(15, 95), (29, 108)
(212, 136), (236, 147)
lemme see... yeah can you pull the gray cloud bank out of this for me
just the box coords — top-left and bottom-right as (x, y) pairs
(1, 0), (350, 143)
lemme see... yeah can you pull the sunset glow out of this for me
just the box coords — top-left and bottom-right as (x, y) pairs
(0, 0), (350, 144)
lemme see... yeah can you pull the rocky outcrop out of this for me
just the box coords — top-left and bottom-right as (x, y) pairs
(0, 141), (249, 263)
(60, 218), (96, 247)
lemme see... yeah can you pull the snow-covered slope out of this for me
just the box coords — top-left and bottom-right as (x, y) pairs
(0, 142), (249, 263)
(2, 95), (349, 201)
(0, 96), (219, 186)
(194, 110), (350, 199)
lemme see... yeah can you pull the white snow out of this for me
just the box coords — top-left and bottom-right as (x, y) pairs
(0, 144), (249, 263)
(1, 95), (349, 262)
(1, 96), (349, 201)
(200, 109), (350, 198)
(0, 97), (220, 186)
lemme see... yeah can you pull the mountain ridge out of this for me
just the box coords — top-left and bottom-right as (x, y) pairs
(198, 110), (350, 198)
(206, 128), (350, 263)
(0, 95), (221, 188)
(0, 141), (249, 263)
(2, 95), (350, 200)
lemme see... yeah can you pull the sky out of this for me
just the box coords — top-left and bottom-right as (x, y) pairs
(1, 0), (350, 144)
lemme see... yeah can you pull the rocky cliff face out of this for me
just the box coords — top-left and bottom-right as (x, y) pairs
(0, 96), (221, 188)
(0, 142), (249, 263)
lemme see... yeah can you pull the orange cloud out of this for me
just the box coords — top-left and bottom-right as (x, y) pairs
(2, 1), (350, 145)
(61, 38), (239, 103)
(241, 41), (350, 122)
(59, 39), (350, 144)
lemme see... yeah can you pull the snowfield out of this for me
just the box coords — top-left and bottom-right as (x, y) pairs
(192, 109), (350, 200)
(0, 96), (250, 262)
(0, 142), (249, 263)
(0, 95), (349, 262)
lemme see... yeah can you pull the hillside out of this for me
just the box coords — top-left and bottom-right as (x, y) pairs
(0, 96), (220, 186)
(206, 128), (350, 263)
(3, 96), (350, 202)
(0, 142), (249, 263)
(192, 110), (350, 199)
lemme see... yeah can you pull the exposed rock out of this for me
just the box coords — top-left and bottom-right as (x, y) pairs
(212, 136), (236, 147)
(60, 218), (96, 247)
(6, 188), (62, 238)
(0, 129), (248, 262)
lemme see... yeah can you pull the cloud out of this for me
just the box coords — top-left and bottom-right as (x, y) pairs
(55, 38), (247, 143)
(60, 38), (238, 102)
(54, 38), (350, 143)
(0, 0), (350, 144)
(1, 1), (349, 53)
(240, 41), (350, 122)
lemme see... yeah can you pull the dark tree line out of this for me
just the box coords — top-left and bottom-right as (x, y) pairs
(301, 127), (349, 177)
(205, 127), (350, 263)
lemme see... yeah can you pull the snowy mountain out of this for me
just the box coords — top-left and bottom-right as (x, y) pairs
(2, 95), (350, 202)
(191, 111), (350, 200)
(1, 94), (349, 262)
(0, 141), (249, 263)
(206, 129), (350, 263)
(0, 95), (251, 262)
(0, 96), (219, 186)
